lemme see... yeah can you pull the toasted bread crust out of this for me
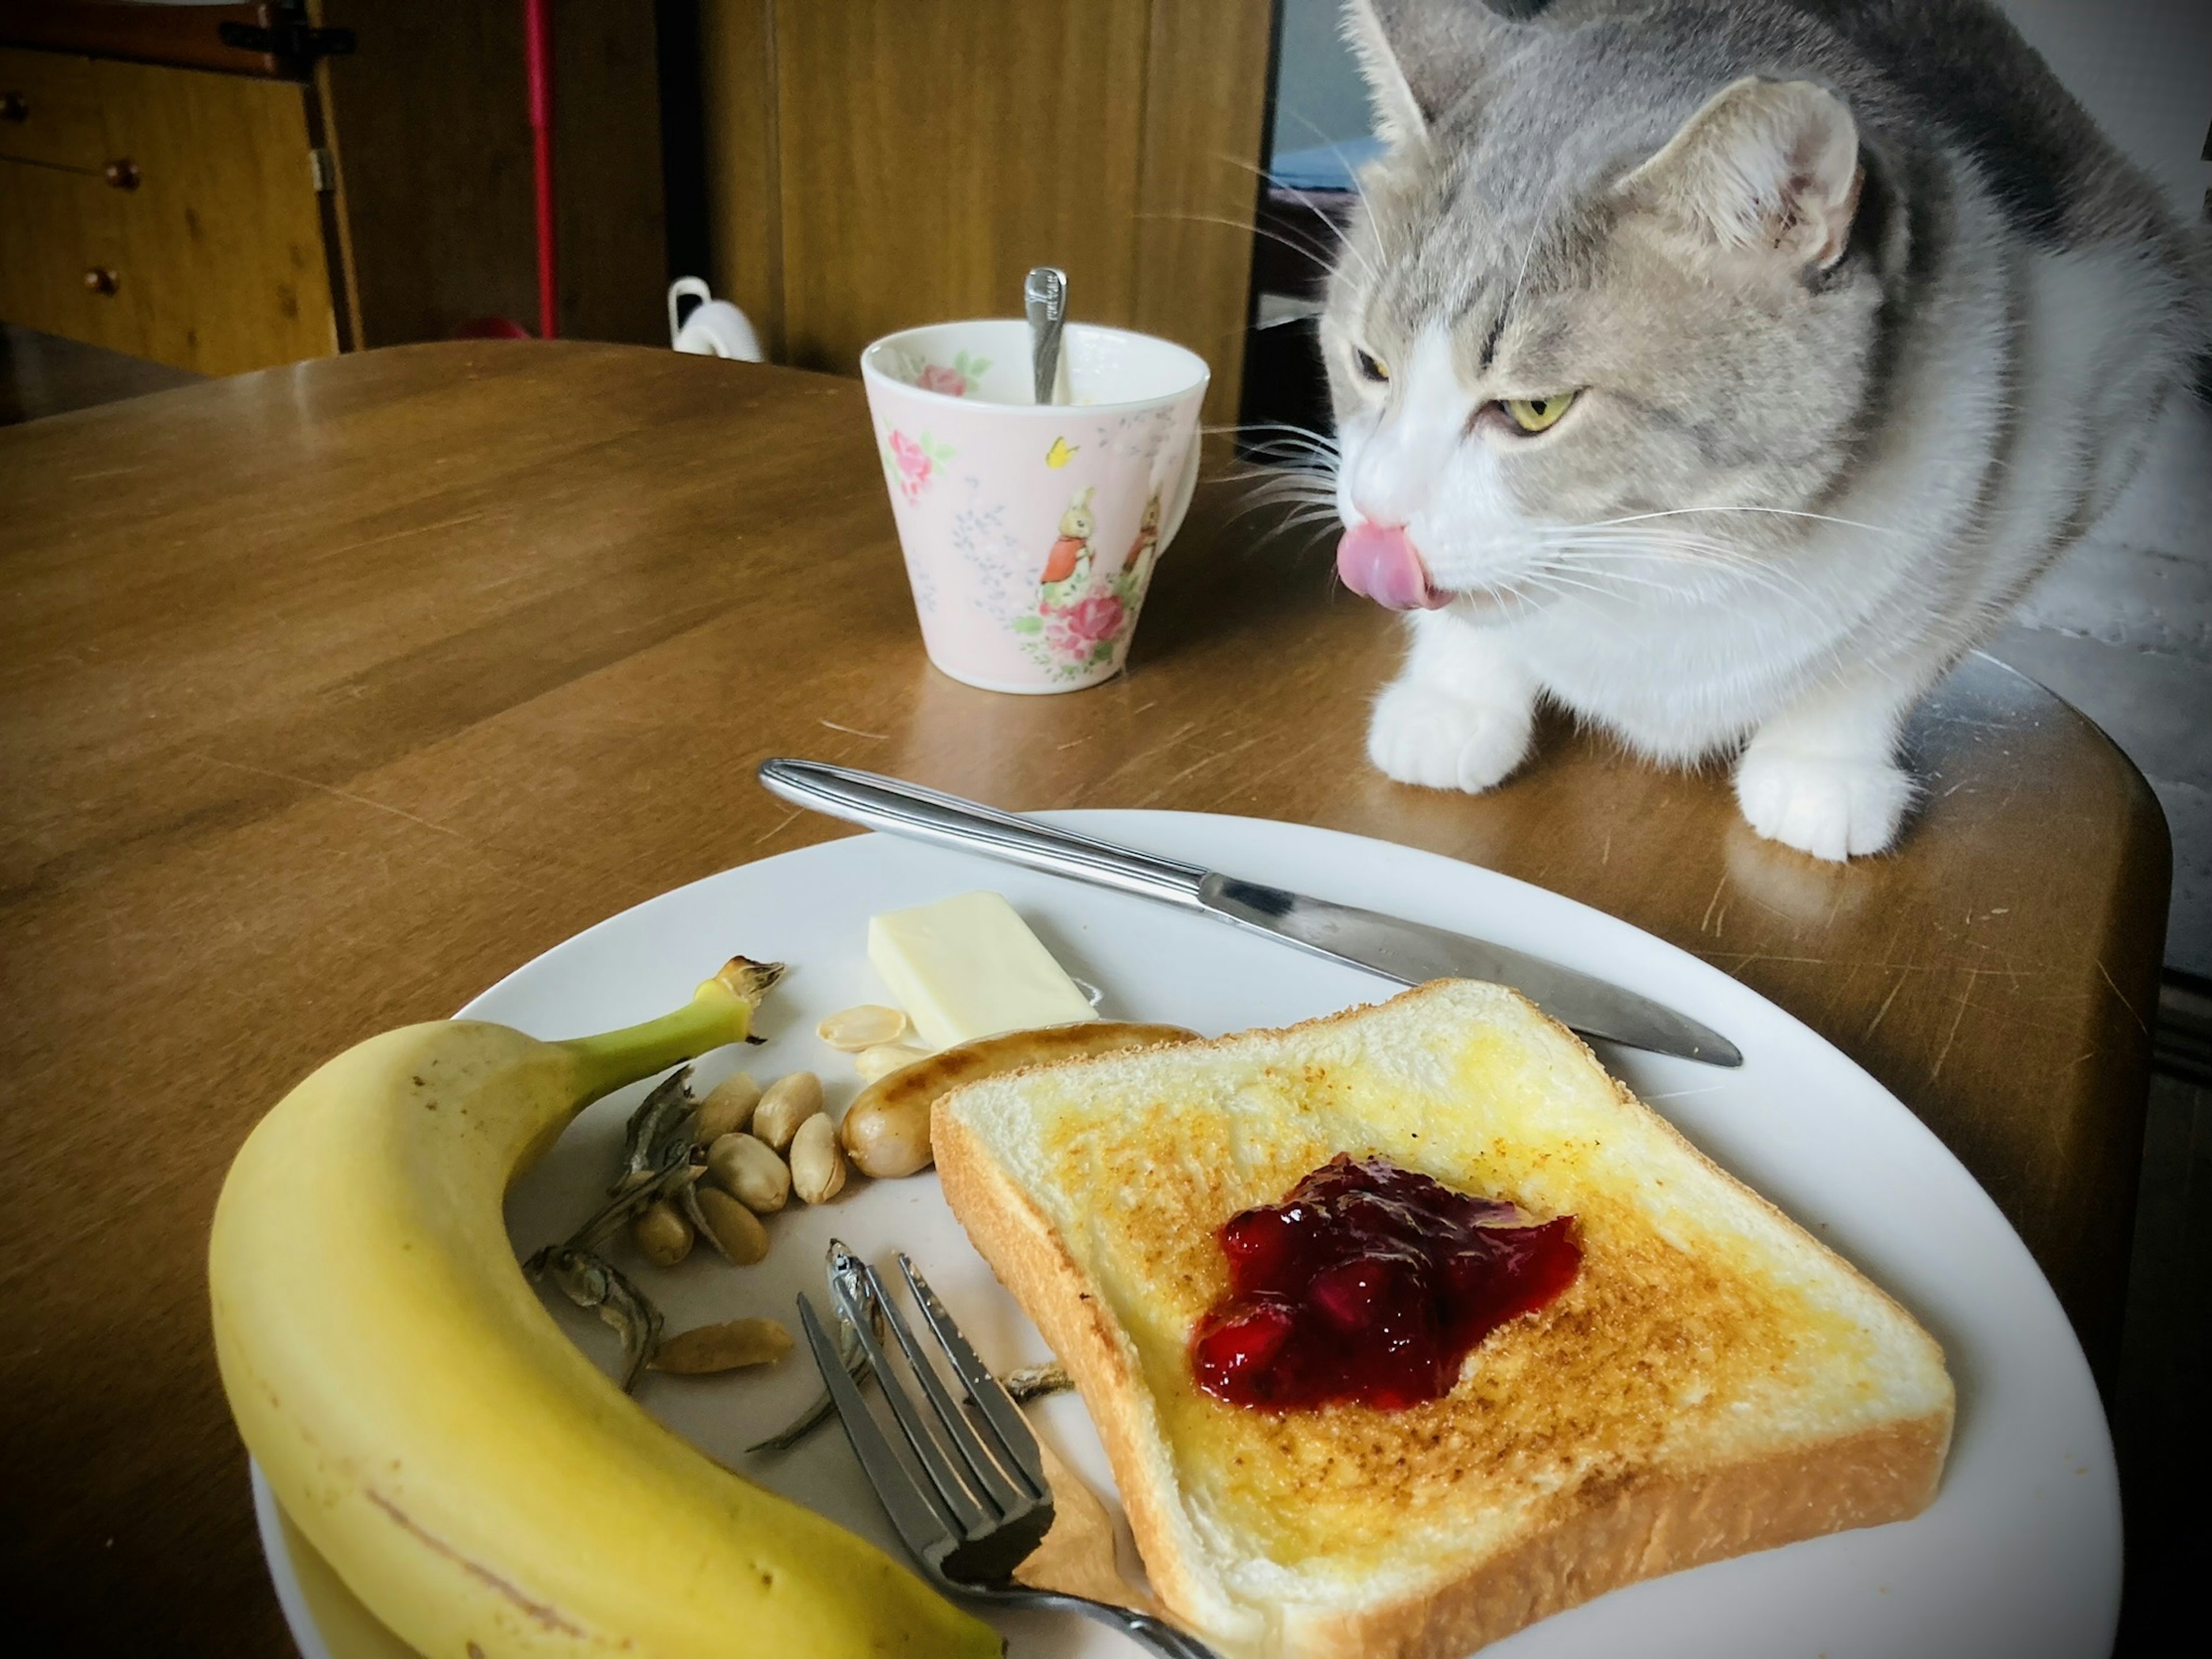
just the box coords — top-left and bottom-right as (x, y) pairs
(933, 1108), (1219, 1624)
(933, 984), (1955, 1659)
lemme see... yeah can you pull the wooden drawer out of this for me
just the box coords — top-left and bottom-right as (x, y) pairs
(0, 46), (106, 171)
(0, 154), (138, 353)
(92, 57), (338, 374)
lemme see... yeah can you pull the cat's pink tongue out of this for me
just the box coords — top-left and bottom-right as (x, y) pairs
(1337, 523), (1447, 611)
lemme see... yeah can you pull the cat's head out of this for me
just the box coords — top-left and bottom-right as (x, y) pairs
(1324, 0), (1891, 613)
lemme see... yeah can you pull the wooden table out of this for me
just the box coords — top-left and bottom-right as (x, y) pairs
(0, 343), (2167, 1652)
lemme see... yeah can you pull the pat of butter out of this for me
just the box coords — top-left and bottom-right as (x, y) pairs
(868, 891), (1098, 1048)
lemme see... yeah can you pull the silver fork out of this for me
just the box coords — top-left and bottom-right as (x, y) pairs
(797, 1243), (1220, 1659)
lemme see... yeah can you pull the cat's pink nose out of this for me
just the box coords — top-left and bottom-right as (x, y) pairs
(1338, 522), (1448, 611)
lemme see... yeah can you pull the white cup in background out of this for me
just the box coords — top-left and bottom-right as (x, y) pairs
(667, 277), (763, 361)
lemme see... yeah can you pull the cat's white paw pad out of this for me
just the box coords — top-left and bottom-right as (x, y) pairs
(1734, 748), (1912, 861)
(1368, 681), (1532, 794)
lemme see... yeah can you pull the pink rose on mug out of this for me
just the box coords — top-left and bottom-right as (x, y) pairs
(1062, 593), (1126, 643)
(916, 362), (967, 397)
(888, 430), (933, 498)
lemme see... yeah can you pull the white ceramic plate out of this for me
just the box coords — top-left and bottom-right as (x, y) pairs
(254, 811), (2120, 1659)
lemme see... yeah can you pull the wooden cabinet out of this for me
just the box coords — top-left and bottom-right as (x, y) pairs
(1, 3), (668, 377)
(0, 146), (132, 353)
(0, 43), (338, 375)
(0, 43), (105, 170)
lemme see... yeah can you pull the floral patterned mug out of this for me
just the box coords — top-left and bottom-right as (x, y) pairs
(860, 319), (1209, 693)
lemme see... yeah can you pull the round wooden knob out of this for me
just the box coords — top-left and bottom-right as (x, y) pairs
(1, 91), (27, 121)
(104, 158), (139, 190)
(83, 267), (118, 296)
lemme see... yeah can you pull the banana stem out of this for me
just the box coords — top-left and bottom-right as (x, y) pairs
(562, 963), (772, 1101)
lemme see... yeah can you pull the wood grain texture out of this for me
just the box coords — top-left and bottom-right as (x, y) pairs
(699, 0), (782, 356)
(315, 0), (664, 347)
(1131, 0), (1274, 447)
(0, 2), (282, 79)
(0, 43), (105, 169)
(709, 0), (1271, 406)
(0, 151), (134, 351)
(0, 343), (2162, 1652)
(93, 55), (336, 373)
(772, 0), (1151, 374)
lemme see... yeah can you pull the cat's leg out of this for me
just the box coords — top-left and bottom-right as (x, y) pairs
(1367, 609), (1537, 793)
(1734, 666), (1931, 861)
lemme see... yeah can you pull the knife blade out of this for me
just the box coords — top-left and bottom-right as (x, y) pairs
(756, 758), (1741, 1067)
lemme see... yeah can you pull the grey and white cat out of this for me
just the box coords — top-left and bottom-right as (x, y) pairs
(1319, 0), (2205, 858)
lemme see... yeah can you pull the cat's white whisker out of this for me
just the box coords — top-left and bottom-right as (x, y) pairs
(1582, 507), (1910, 539)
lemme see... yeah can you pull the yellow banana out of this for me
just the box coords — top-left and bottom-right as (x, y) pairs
(210, 960), (999, 1658)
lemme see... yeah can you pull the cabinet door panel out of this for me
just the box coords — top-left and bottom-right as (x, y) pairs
(772, 0), (1152, 377)
(0, 156), (137, 353)
(706, 0), (1271, 437)
(0, 47), (106, 171)
(94, 58), (336, 375)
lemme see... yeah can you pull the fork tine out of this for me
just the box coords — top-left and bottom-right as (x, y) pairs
(897, 1255), (1048, 1496)
(796, 1293), (960, 1565)
(860, 1259), (1044, 1515)
(830, 1254), (997, 1536)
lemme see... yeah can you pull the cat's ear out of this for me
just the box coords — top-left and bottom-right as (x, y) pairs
(1341, 0), (1524, 145)
(1618, 78), (1863, 272)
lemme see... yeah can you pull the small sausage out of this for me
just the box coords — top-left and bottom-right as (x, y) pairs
(839, 1021), (1199, 1179)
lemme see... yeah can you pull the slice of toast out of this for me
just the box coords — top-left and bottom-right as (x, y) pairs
(933, 980), (1953, 1659)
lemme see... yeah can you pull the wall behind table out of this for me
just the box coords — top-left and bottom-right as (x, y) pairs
(319, 0), (666, 347)
(698, 0), (1275, 442)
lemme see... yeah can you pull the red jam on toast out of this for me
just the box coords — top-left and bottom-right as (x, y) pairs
(1192, 1155), (1581, 1410)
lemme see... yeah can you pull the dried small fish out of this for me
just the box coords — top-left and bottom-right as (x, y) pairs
(1002, 1362), (1074, 1403)
(565, 1157), (698, 1256)
(613, 1068), (698, 1195)
(527, 1245), (663, 1392)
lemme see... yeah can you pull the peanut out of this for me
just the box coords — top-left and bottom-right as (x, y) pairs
(630, 1198), (694, 1267)
(789, 1112), (847, 1205)
(707, 1131), (790, 1215)
(693, 1071), (763, 1143)
(752, 1070), (823, 1151)
(853, 1043), (929, 1085)
(690, 1185), (770, 1266)
(650, 1318), (794, 1374)
(816, 1004), (909, 1052)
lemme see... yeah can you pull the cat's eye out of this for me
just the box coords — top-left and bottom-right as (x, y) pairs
(1354, 349), (1390, 384)
(1502, 392), (1577, 433)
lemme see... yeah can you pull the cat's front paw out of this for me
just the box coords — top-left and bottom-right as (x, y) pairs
(1368, 680), (1533, 794)
(1734, 745), (1913, 861)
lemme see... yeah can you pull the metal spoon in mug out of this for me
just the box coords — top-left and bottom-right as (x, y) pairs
(1025, 266), (1067, 406)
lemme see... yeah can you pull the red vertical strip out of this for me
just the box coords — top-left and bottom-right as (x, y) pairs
(524, 0), (558, 339)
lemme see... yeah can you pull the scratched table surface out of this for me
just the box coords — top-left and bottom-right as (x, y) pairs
(0, 343), (2168, 1652)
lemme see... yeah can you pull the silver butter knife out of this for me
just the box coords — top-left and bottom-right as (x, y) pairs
(757, 759), (1742, 1067)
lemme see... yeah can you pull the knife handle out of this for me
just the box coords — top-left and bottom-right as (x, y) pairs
(756, 759), (1209, 909)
